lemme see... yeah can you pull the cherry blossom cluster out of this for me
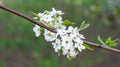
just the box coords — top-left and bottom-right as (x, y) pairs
(33, 8), (86, 59)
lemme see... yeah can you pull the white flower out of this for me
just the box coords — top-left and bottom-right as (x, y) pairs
(80, 44), (85, 49)
(67, 26), (74, 33)
(62, 47), (78, 59)
(44, 29), (56, 41)
(62, 48), (67, 55)
(54, 23), (66, 30)
(68, 50), (78, 59)
(74, 43), (84, 52)
(58, 16), (63, 23)
(56, 29), (66, 37)
(52, 39), (61, 53)
(38, 13), (44, 17)
(40, 14), (54, 23)
(33, 25), (41, 37)
(78, 34), (85, 39)
(67, 26), (79, 34)
(71, 35), (83, 43)
(32, 8), (87, 60)
(50, 8), (64, 16)
(61, 35), (73, 49)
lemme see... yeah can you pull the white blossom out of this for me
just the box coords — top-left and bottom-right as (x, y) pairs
(58, 16), (63, 23)
(52, 39), (61, 53)
(40, 14), (54, 23)
(61, 35), (73, 49)
(33, 25), (41, 37)
(50, 8), (64, 16)
(33, 8), (86, 59)
(54, 23), (66, 30)
(56, 29), (67, 39)
(44, 29), (56, 41)
(68, 50), (78, 59)
(38, 13), (44, 17)
(74, 43), (85, 52)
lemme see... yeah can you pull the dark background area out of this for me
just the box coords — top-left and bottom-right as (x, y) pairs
(0, 0), (120, 67)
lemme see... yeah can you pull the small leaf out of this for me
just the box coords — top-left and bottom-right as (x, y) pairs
(105, 37), (117, 47)
(80, 21), (89, 31)
(97, 35), (105, 45)
(83, 43), (94, 51)
(62, 20), (75, 25)
(31, 12), (40, 19)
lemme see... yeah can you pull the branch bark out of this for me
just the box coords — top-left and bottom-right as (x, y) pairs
(0, 1), (120, 54)
(83, 40), (120, 53)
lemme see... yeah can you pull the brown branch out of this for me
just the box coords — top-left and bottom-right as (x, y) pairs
(0, 2), (57, 33)
(83, 40), (120, 53)
(0, 1), (120, 54)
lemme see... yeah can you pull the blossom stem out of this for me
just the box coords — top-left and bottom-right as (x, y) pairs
(0, 1), (120, 54)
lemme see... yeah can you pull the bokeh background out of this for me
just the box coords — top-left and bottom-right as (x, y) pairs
(0, 0), (120, 67)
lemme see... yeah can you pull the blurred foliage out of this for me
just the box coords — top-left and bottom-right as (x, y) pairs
(0, 0), (120, 67)
(0, 62), (5, 67)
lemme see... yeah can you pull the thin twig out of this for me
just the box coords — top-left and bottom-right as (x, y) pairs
(83, 40), (120, 53)
(0, 1), (120, 54)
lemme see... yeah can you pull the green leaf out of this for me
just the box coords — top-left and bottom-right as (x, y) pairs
(97, 35), (105, 45)
(105, 37), (117, 47)
(80, 21), (90, 31)
(83, 43), (94, 51)
(62, 20), (75, 25)
(31, 12), (40, 19)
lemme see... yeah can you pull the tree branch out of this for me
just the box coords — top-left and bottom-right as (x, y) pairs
(83, 40), (120, 53)
(0, 2), (57, 33)
(0, 1), (120, 54)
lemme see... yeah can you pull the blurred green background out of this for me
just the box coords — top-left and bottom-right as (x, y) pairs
(0, 0), (120, 67)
